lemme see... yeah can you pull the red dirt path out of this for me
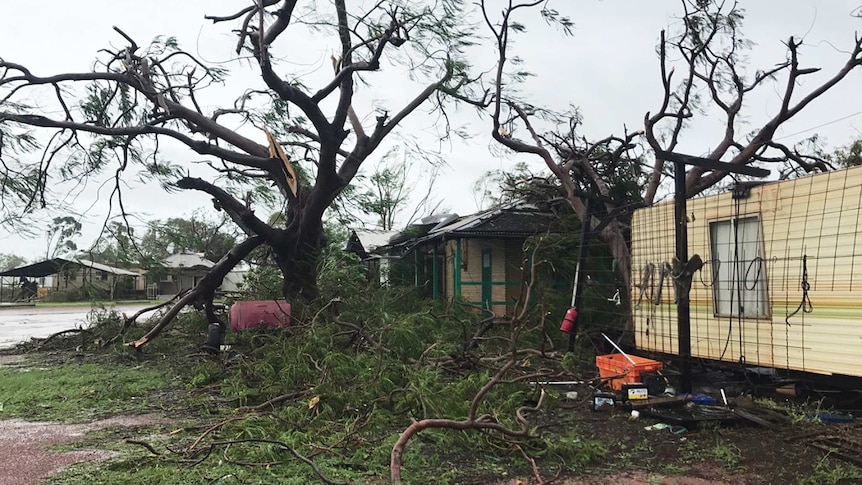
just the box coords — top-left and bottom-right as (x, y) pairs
(0, 415), (163, 485)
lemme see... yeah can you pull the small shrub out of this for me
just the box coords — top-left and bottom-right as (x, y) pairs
(708, 441), (742, 470)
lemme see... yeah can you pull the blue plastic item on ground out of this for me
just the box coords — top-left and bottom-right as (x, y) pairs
(688, 393), (717, 405)
(809, 412), (854, 424)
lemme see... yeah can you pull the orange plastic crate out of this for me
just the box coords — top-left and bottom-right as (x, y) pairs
(596, 354), (662, 391)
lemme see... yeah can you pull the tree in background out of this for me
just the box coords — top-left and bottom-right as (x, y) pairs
(140, 214), (237, 263)
(360, 151), (411, 231)
(0, 252), (27, 301)
(1, 1), (480, 341)
(833, 138), (862, 168)
(481, 0), (862, 336)
(45, 216), (82, 259)
(472, 161), (593, 210)
(83, 221), (140, 266)
(357, 147), (443, 231)
(0, 253), (25, 271)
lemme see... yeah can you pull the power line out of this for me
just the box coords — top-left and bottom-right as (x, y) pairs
(773, 110), (862, 141)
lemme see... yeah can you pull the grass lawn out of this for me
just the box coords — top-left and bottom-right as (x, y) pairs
(0, 362), (170, 422)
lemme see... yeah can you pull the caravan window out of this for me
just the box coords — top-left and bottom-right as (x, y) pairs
(709, 216), (769, 318)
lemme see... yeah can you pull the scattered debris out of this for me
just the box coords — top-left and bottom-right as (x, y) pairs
(644, 422), (687, 434)
(592, 392), (616, 411)
(788, 428), (862, 468)
(627, 396), (687, 410)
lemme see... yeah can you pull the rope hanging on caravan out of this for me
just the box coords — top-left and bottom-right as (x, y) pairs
(654, 262), (672, 305)
(743, 256), (766, 290)
(698, 259), (721, 287)
(634, 262), (655, 309)
(785, 254), (813, 326)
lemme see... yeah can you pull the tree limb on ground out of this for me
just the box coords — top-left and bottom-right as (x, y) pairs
(106, 289), (190, 345)
(33, 328), (93, 351)
(390, 359), (546, 484)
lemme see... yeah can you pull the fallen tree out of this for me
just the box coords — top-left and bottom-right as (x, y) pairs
(0, 1), (481, 345)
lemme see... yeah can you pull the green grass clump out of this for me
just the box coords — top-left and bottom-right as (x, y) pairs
(0, 363), (168, 422)
(707, 441), (742, 470)
(798, 456), (862, 485)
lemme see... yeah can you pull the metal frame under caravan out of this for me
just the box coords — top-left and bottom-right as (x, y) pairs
(630, 165), (862, 380)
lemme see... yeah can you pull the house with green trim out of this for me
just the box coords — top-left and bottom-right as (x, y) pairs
(371, 203), (561, 317)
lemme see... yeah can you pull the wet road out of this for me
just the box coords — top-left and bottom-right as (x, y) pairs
(0, 304), (154, 349)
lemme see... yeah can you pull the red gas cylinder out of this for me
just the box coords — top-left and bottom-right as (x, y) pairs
(559, 307), (578, 333)
(230, 300), (291, 330)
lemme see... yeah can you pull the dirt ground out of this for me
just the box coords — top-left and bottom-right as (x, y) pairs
(0, 415), (164, 485)
(478, 376), (862, 485)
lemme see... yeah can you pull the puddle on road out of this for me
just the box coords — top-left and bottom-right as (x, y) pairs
(0, 304), (156, 350)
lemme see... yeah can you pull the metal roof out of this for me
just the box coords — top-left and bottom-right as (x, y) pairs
(163, 252), (215, 269)
(379, 202), (559, 256)
(75, 259), (140, 276)
(0, 258), (139, 278)
(348, 229), (399, 253)
(420, 201), (554, 241)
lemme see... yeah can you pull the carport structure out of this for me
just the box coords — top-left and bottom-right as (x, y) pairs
(0, 258), (140, 301)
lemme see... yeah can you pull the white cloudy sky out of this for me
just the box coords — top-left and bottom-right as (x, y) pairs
(0, 0), (861, 261)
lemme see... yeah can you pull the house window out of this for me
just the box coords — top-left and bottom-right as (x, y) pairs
(100, 271), (108, 281)
(709, 216), (769, 318)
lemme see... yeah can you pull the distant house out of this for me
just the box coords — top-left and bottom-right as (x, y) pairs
(150, 252), (249, 297)
(154, 252), (214, 296)
(0, 258), (140, 300)
(221, 262), (250, 293)
(363, 203), (561, 316)
(345, 228), (399, 285)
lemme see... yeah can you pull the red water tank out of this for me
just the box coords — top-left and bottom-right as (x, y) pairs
(230, 300), (291, 330)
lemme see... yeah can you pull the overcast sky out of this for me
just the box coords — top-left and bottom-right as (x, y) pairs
(1, 1), (861, 261)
